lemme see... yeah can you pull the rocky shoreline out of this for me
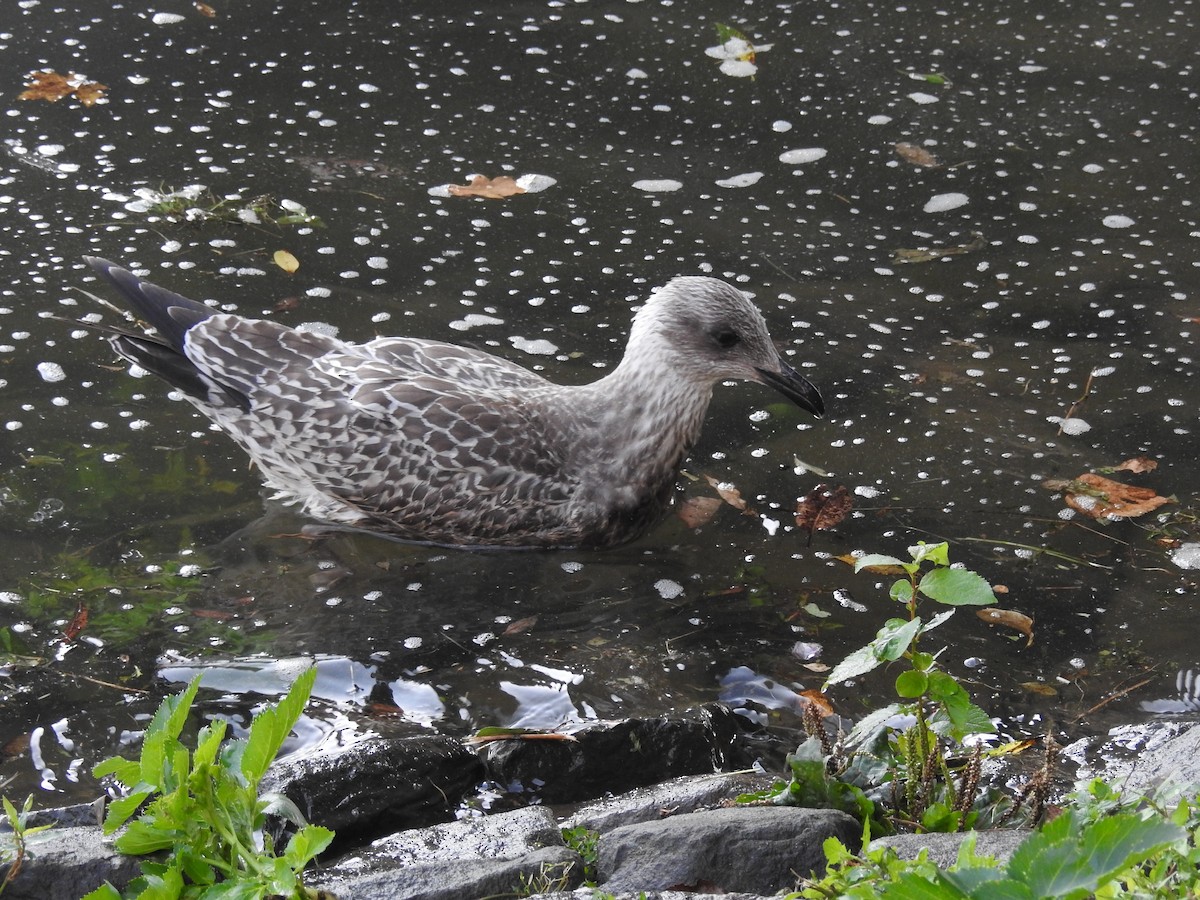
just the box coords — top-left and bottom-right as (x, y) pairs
(5, 702), (1197, 900)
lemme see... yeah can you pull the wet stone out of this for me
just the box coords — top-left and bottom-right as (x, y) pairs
(260, 734), (483, 842)
(481, 704), (742, 804)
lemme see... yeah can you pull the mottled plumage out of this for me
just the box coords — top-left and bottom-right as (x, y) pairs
(80, 259), (824, 548)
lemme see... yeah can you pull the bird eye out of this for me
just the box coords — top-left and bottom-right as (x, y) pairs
(711, 329), (740, 349)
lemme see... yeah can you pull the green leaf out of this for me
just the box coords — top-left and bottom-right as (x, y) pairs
(114, 816), (180, 855)
(824, 643), (886, 687)
(824, 619), (922, 688)
(880, 871), (970, 899)
(93, 755), (141, 789)
(895, 670), (929, 698)
(855, 553), (907, 572)
(148, 675), (203, 745)
(917, 568), (996, 607)
(1006, 809), (1185, 898)
(875, 618), (922, 661)
(260, 791), (309, 829)
(193, 721), (227, 771)
(101, 788), (154, 834)
(890, 579), (915, 604)
(908, 541), (950, 567)
(240, 667), (316, 786)
(80, 884), (124, 900)
(927, 672), (995, 739)
(282, 824), (335, 870)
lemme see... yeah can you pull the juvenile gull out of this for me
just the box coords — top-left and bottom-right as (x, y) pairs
(79, 259), (824, 548)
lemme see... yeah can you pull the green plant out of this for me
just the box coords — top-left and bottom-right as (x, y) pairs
(795, 786), (1192, 899)
(0, 795), (55, 897)
(561, 825), (599, 885)
(833, 542), (999, 832)
(84, 668), (331, 900)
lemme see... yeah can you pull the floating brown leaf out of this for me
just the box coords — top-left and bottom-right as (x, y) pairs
(63, 604), (89, 642)
(894, 141), (941, 167)
(1114, 455), (1157, 474)
(800, 689), (835, 717)
(1020, 682), (1059, 698)
(893, 232), (986, 264)
(502, 615), (538, 636)
(19, 70), (107, 106)
(977, 607), (1034, 647)
(447, 174), (526, 199)
(704, 475), (754, 515)
(195, 1), (217, 16)
(795, 483), (852, 545)
(677, 496), (723, 529)
(1059, 472), (1171, 519)
(191, 609), (234, 621)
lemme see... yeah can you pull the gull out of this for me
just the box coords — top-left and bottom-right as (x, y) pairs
(79, 259), (823, 548)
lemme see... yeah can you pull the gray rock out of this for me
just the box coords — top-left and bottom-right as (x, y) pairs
(1088, 721), (1200, 800)
(312, 845), (582, 900)
(483, 704), (741, 804)
(874, 830), (1029, 867)
(597, 806), (860, 894)
(0, 823), (142, 900)
(324, 806), (563, 874)
(561, 772), (775, 833)
(261, 734), (483, 838)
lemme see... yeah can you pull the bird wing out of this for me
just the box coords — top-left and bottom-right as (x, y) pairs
(183, 315), (582, 542)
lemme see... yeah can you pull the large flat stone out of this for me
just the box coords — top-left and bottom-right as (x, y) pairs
(312, 845), (583, 900)
(598, 806), (860, 894)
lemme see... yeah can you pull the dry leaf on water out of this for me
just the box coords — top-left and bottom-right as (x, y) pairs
(894, 141), (941, 167)
(677, 495), (723, 529)
(502, 615), (538, 636)
(195, 1), (217, 16)
(703, 475), (755, 515)
(1051, 472), (1171, 519)
(977, 607), (1034, 647)
(1021, 682), (1058, 697)
(62, 604), (89, 642)
(800, 689), (835, 717)
(273, 249), (300, 273)
(893, 232), (986, 264)
(448, 174), (526, 199)
(1114, 455), (1157, 474)
(19, 70), (107, 106)
(795, 483), (852, 545)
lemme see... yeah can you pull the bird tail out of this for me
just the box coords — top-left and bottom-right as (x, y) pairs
(79, 258), (250, 412)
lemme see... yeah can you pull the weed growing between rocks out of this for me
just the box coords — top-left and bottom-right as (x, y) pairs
(746, 542), (1200, 896)
(742, 542), (1004, 833)
(0, 795), (55, 897)
(792, 780), (1195, 898)
(82, 668), (331, 900)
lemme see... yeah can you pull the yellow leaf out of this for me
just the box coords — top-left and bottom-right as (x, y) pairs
(273, 250), (299, 274)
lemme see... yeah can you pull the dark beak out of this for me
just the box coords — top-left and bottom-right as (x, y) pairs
(756, 358), (825, 418)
